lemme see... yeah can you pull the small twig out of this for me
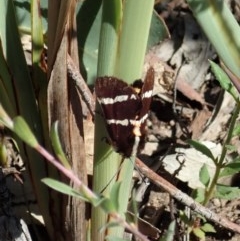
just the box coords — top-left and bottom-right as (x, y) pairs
(1, 167), (20, 176)
(1, 167), (23, 184)
(67, 54), (95, 118)
(172, 64), (182, 116)
(135, 158), (240, 234)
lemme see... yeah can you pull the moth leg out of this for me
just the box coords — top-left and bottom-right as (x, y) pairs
(101, 136), (112, 146)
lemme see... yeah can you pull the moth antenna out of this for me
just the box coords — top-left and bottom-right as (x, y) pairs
(100, 156), (125, 194)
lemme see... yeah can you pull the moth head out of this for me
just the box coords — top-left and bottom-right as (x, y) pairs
(132, 80), (143, 95)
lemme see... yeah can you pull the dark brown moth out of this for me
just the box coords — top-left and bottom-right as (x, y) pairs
(95, 67), (154, 158)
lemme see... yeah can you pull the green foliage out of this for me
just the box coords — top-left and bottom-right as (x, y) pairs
(192, 228), (205, 240)
(13, 116), (39, 148)
(1, 1), (239, 240)
(192, 227), (205, 240)
(180, 212), (215, 241)
(209, 61), (238, 101)
(191, 221), (216, 240)
(42, 177), (125, 216)
(0, 138), (8, 167)
(187, 0), (240, 78)
(232, 124), (240, 137)
(179, 210), (191, 225)
(188, 59), (240, 207)
(0, 105), (14, 129)
(159, 221), (176, 241)
(220, 158), (240, 177)
(42, 178), (90, 202)
(199, 164), (210, 187)
(186, 39), (239, 240)
(191, 163), (211, 203)
(14, 0), (48, 33)
(109, 182), (122, 212)
(101, 182), (122, 213)
(201, 223), (216, 233)
(192, 188), (205, 203)
(42, 176), (130, 216)
(225, 144), (237, 152)
(127, 191), (139, 225)
(77, 0), (102, 84)
(1, 0), (167, 239)
(77, 0), (167, 84)
(187, 140), (216, 162)
(50, 122), (71, 169)
(215, 184), (240, 200)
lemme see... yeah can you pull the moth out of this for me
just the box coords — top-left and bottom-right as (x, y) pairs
(95, 67), (154, 158)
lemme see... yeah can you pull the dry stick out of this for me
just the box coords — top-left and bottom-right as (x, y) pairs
(67, 54), (95, 118)
(135, 158), (240, 234)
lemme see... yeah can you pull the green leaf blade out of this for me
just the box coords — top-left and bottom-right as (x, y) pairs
(199, 164), (210, 187)
(220, 160), (240, 177)
(216, 184), (240, 200)
(201, 223), (216, 233)
(42, 178), (89, 202)
(50, 122), (71, 169)
(187, 140), (216, 161)
(210, 61), (238, 100)
(192, 227), (205, 240)
(13, 116), (38, 148)
(192, 188), (205, 203)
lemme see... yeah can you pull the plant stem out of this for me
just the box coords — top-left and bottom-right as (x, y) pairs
(93, 1), (154, 240)
(203, 99), (240, 205)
